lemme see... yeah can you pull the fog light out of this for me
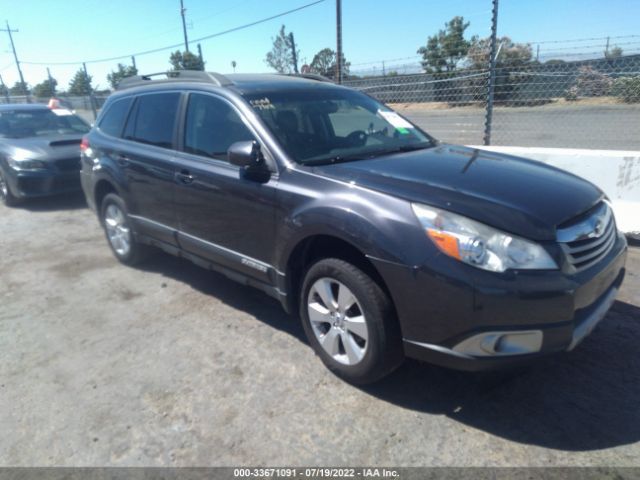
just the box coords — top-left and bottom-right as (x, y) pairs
(453, 330), (543, 357)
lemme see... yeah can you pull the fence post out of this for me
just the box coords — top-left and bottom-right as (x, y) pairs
(83, 62), (98, 120)
(483, 0), (499, 146)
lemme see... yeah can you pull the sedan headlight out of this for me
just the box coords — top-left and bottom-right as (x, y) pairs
(7, 157), (48, 170)
(412, 203), (557, 272)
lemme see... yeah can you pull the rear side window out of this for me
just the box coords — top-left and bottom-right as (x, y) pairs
(98, 97), (132, 137)
(124, 93), (180, 148)
(184, 93), (256, 161)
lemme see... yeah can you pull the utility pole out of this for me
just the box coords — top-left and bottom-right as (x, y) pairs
(46, 67), (55, 96)
(335, 0), (343, 83)
(131, 55), (137, 71)
(604, 36), (610, 57)
(180, 0), (190, 52)
(536, 44), (540, 62)
(197, 43), (204, 68)
(82, 62), (97, 120)
(1, 21), (29, 102)
(289, 32), (299, 74)
(0, 74), (9, 102)
(483, 0), (499, 146)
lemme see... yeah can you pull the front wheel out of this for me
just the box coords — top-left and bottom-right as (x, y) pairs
(0, 169), (20, 207)
(100, 193), (149, 265)
(300, 258), (404, 384)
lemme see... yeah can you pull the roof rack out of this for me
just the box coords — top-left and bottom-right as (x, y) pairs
(282, 73), (334, 83)
(116, 71), (234, 90)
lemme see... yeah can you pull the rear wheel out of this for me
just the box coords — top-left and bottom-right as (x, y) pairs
(300, 258), (404, 384)
(0, 169), (20, 207)
(100, 193), (149, 265)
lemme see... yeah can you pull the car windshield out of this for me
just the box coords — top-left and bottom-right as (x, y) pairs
(0, 108), (90, 139)
(243, 88), (435, 165)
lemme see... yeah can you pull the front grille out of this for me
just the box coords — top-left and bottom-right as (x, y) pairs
(557, 202), (617, 273)
(55, 157), (81, 172)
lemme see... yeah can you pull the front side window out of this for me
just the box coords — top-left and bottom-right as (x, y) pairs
(0, 108), (89, 139)
(98, 97), (133, 138)
(184, 93), (256, 161)
(124, 92), (180, 148)
(243, 88), (434, 165)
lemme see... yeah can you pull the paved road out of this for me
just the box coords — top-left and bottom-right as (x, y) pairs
(396, 104), (640, 150)
(1, 194), (639, 466)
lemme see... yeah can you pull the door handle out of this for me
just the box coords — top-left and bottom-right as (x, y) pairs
(175, 169), (195, 184)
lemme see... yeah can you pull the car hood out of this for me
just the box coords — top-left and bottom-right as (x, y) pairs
(312, 145), (603, 241)
(0, 134), (83, 160)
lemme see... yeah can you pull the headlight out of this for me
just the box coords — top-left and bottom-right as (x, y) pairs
(412, 203), (558, 272)
(7, 157), (48, 170)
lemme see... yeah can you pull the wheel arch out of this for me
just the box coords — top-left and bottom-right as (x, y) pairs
(283, 234), (398, 326)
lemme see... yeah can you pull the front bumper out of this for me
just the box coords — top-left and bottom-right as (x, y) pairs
(4, 166), (81, 199)
(372, 232), (628, 371)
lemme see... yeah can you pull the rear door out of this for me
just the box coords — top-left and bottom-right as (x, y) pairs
(119, 91), (181, 245)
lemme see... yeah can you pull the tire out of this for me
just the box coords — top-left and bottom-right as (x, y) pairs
(0, 168), (20, 207)
(300, 258), (404, 384)
(100, 193), (149, 265)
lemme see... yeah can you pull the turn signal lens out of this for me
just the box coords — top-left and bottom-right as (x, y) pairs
(427, 228), (461, 259)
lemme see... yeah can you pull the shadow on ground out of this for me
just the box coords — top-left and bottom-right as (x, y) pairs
(138, 250), (640, 453)
(15, 191), (87, 212)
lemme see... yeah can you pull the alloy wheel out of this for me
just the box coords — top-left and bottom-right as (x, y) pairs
(104, 204), (131, 257)
(307, 277), (369, 365)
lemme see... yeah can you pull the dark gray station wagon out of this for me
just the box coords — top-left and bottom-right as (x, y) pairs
(79, 71), (626, 384)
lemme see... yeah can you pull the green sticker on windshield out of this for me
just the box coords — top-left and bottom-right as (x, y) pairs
(396, 127), (410, 134)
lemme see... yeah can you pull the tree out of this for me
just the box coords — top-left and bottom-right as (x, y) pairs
(309, 48), (350, 78)
(107, 63), (138, 89)
(32, 78), (58, 98)
(605, 46), (623, 59)
(417, 16), (470, 73)
(9, 81), (29, 95)
(169, 50), (205, 71)
(68, 68), (93, 95)
(0, 83), (7, 96)
(467, 36), (532, 69)
(265, 25), (299, 74)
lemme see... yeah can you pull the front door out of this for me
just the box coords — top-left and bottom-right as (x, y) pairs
(173, 92), (279, 284)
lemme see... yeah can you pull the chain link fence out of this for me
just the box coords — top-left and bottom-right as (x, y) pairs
(345, 55), (640, 150)
(2, 55), (639, 151)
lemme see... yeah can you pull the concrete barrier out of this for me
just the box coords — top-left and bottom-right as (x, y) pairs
(471, 146), (640, 239)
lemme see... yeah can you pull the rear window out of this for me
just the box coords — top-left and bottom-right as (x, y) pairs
(124, 93), (180, 148)
(98, 97), (133, 137)
(0, 108), (90, 139)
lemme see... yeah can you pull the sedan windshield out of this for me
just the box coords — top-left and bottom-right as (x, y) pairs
(0, 108), (90, 139)
(244, 88), (434, 165)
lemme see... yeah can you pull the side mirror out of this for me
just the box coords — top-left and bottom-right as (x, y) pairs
(228, 141), (265, 169)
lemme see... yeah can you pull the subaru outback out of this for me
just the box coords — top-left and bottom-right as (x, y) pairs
(80, 71), (627, 384)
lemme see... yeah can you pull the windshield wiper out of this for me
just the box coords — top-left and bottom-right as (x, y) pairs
(303, 154), (367, 166)
(367, 142), (434, 157)
(303, 142), (434, 166)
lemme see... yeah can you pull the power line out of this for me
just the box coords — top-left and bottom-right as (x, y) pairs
(20, 0), (326, 66)
(528, 34), (640, 45)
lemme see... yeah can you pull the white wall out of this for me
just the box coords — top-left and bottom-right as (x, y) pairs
(471, 146), (640, 238)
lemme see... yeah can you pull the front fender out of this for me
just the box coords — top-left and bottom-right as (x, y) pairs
(274, 183), (437, 272)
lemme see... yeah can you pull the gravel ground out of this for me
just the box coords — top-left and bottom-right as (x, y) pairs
(1, 193), (639, 467)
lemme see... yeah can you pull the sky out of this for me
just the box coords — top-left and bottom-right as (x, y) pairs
(1, 0), (639, 91)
